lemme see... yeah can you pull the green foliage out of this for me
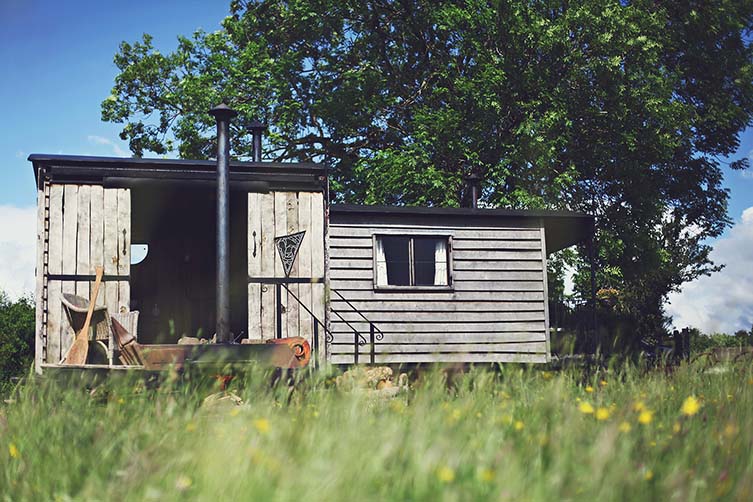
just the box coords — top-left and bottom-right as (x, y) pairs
(689, 326), (753, 353)
(3, 363), (753, 499)
(0, 293), (35, 392)
(102, 0), (753, 339)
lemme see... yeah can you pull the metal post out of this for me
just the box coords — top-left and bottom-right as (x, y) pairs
(354, 331), (359, 365)
(370, 323), (375, 364)
(276, 283), (283, 339)
(208, 103), (238, 343)
(313, 319), (319, 370)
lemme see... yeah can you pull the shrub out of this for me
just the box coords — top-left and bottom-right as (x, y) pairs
(0, 292), (35, 390)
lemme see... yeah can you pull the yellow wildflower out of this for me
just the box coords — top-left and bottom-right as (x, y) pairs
(585, 386), (594, 393)
(477, 468), (495, 482)
(253, 418), (270, 434)
(185, 422), (197, 432)
(542, 371), (553, 380)
(514, 420), (524, 431)
(723, 423), (739, 439)
(175, 475), (192, 491)
(638, 410), (653, 425)
(8, 443), (19, 459)
(644, 469), (654, 481)
(600, 380), (608, 387)
(579, 402), (595, 414)
(437, 466), (455, 483)
(672, 422), (681, 433)
(618, 421), (632, 433)
(118, 397), (125, 405)
(633, 401), (646, 412)
(681, 396), (701, 416)
(595, 407), (610, 421)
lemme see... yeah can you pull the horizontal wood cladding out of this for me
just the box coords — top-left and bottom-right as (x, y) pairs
(330, 332), (547, 344)
(330, 299), (545, 312)
(330, 353), (548, 364)
(329, 321), (546, 334)
(330, 342), (547, 355)
(331, 310), (545, 323)
(328, 220), (549, 364)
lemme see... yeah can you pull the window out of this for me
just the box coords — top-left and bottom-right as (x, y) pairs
(374, 235), (451, 288)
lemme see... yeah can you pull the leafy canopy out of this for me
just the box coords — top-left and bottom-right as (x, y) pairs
(103, 0), (753, 335)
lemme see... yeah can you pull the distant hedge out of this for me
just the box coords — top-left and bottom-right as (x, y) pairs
(0, 292), (34, 390)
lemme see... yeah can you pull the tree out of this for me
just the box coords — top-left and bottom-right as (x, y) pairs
(102, 0), (753, 340)
(0, 292), (35, 390)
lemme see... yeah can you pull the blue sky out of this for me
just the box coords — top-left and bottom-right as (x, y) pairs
(1, 0), (752, 332)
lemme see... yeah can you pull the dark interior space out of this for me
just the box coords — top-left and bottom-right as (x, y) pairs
(382, 236), (410, 286)
(130, 185), (248, 343)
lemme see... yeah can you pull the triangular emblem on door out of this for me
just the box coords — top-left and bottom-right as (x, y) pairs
(275, 231), (306, 277)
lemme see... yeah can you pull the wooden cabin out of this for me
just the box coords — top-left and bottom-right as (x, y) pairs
(327, 205), (592, 364)
(29, 153), (592, 372)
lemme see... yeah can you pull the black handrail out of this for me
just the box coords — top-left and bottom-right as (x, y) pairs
(330, 288), (385, 364)
(268, 282), (385, 365)
(276, 282), (330, 369)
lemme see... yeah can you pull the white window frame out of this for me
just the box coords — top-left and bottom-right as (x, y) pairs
(372, 233), (453, 291)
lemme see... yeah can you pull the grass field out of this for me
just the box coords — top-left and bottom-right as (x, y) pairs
(1, 361), (752, 501)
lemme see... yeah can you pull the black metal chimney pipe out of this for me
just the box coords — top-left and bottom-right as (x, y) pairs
(249, 120), (266, 162)
(209, 103), (237, 343)
(463, 173), (481, 209)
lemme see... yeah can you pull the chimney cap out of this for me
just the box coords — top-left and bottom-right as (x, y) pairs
(249, 119), (267, 132)
(208, 103), (238, 119)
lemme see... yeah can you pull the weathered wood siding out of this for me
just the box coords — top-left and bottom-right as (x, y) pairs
(37, 183), (130, 367)
(248, 191), (326, 361)
(328, 220), (550, 364)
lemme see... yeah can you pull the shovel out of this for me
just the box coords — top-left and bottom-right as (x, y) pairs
(64, 266), (104, 365)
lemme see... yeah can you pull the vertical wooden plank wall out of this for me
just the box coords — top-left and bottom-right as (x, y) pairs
(311, 192), (326, 362)
(60, 185), (78, 357)
(259, 193), (275, 340)
(76, 186), (91, 302)
(90, 186), (105, 309)
(38, 184), (130, 365)
(46, 185), (63, 363)
(247, 192), (262, 341)
(297, 192), (312, 343)
(116, 189), (131, 314)
(103, 189), (119, 316)
(286, 193), (300, 336)
(248, 191), (326, 356)
(273, 192), (288, 339)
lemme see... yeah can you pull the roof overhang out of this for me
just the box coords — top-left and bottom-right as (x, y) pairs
(330, 204), (594, 254)
(28, 154), (326, 193)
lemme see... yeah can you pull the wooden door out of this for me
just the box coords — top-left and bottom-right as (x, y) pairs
(247, 191), (325, 358)
(39, 183), (130, 365)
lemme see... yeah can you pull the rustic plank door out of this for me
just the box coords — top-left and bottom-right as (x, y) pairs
(39, 184), (130, 365)
(248, 191), (326, 361)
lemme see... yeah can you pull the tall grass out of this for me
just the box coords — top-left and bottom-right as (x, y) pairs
(1, 361), (752, 500)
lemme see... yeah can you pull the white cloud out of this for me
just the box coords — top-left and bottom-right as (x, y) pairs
(87, 135), (127, 157)
(666, 206), (753, 333)
(0, 205), (37, 300)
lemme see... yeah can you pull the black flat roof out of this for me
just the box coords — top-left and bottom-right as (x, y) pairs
(28, 154), (326, 192)
(330, 204), (594, 253)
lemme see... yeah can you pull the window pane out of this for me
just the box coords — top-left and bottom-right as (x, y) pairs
(381, 236), (410, 286)
(414, 237), (445, 286)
